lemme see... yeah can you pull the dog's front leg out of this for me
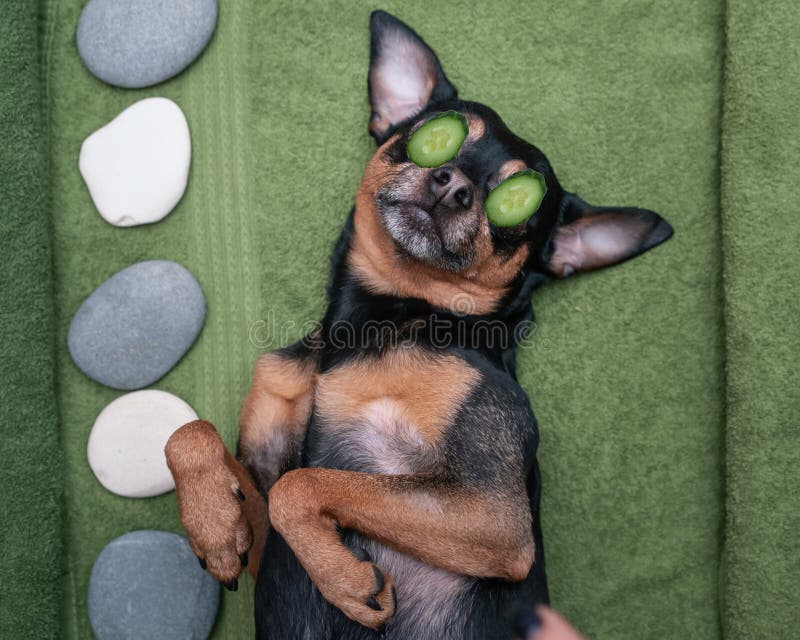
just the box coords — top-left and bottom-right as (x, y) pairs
(238, 333), (320, 495)
(268, 468), (535, 629)
(165, 420), (265, 586)
(165, 333), (320, 587)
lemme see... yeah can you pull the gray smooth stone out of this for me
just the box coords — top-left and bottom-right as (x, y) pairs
(77, 0), (218, 89)
(88, 530), (219, 640)
(68, 260), (206, 390)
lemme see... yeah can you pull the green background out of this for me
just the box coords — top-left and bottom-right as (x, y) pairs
(1, 0), (797, 638)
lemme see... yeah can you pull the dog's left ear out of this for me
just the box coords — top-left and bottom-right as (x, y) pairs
(545, 193), (673, 278)
(368, 11), (457, 143)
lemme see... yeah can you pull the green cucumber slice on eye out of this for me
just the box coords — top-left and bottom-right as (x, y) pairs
(485, 170), (547, 227)
(406, 111), (468, 168)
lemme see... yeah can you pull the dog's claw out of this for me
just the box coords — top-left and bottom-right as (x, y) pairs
(224, 578), (239, 592)
(240, 551), (248, 567)
(234, 487), (245, 501)
(366, 595), (382, 611)
(198, 557), (207, 571)
(352, 546), (372, 562)
(372, 565), (385, 593)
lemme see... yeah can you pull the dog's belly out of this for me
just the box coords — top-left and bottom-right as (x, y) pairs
(350, 533), (475, 640)
(308, 401), (476, 639)
(301, 348), (480, 636)
(311, 396), (473, 635)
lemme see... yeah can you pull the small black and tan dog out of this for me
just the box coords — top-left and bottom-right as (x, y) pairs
(166, 10), (672, 640)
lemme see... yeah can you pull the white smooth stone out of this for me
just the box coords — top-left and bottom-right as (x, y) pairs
(87, 390), (198, 498)
(79, 97), (191, 227)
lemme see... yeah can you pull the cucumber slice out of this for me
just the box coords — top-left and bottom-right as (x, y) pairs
(407, 111), (468, 168)
(485, 170), (547, 227)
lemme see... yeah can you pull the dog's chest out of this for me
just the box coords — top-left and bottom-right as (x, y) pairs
(308, 346), (479, 474)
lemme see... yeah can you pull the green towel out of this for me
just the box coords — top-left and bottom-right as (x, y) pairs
(46, 1), (725, 638)
(47, 1), (260, 636)
(0, 2), (63, 638)
(0, 0), (788, 638)
(719, 1), (800, 637)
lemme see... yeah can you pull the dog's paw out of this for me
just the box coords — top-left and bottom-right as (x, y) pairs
(306, 544), (396, 630)
(321, 555), (396, 630)
(165, 420), (253, 586)
(167, 441), (251, 586)
(180, 473), (252, 587)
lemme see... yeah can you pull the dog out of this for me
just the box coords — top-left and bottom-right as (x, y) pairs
(165, 10), (672, 640)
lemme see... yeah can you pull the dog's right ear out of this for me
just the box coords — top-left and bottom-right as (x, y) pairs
(368, 11), (457, 144)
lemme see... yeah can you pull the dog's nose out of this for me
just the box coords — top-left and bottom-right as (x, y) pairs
(430, 167), (474, 210)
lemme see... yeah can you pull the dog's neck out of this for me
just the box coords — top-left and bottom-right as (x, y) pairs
(320, 208), (543, 376)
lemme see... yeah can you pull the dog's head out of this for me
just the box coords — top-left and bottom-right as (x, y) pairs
(349, 11), (673, 315)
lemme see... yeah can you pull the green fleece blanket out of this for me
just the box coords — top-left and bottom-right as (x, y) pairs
(0, 3), (62, 638)
(0, 0), (796, 638)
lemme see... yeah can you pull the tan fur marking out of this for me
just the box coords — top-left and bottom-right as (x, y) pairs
(465, 114), (485, 143)
(239, 351), (316, 484)
(316, 347), (479, 443)
(498, 158), (528, 180)
(349, 136), (530, 315)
